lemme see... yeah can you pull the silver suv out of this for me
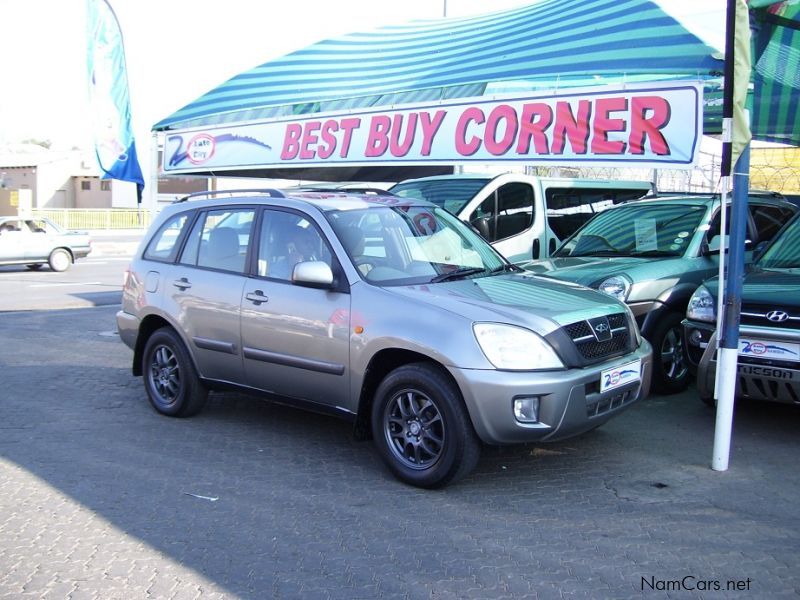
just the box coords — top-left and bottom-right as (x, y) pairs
(117, 190), (652, 488)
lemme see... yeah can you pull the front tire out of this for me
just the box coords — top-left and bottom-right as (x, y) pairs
(649, 311), (690, 394)
(48, 248), (71, 272)
(371, 363), (481, 488)
(142, 327), (207, 417)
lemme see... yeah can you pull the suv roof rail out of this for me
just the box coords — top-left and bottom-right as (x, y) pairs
(638, 189), (786, 201)
(174, 188), (286, 203)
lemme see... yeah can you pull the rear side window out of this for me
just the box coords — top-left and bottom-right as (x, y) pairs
(143, 212), (191, 262)
(545, 186), (647, 240)
(180, 208), (255, 273)
(750, 204), (797, 243)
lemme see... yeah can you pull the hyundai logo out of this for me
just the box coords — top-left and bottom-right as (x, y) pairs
(766, 310), (789, 323)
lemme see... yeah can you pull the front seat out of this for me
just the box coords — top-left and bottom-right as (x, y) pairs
(203, 227), (243, 272)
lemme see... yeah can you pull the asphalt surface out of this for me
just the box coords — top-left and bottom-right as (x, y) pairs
(0, 302), (798, 599)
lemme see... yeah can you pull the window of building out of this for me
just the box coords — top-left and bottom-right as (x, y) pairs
(81, 180), (91, 191)
(100, 180), (111, 191)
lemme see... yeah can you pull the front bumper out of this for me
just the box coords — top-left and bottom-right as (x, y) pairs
(448, 341), (652, 445)
(687, 320), (800, 405)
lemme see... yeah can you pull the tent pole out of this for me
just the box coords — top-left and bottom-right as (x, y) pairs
(712, 144), (750, 471)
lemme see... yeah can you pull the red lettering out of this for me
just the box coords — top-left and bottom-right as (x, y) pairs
(419, 110), (446, 156)
(591, 97), (628, 154)
(517, 103), (552, 154)
(389, 113), (417, 157)
(365, 116), (390, 157)
(551, 100), (591, 154)
(455, 108), (484, 156)
(484, 104), (518, 156)
(629, 96), (671, 155)
(299, 121), (321, 160)
(318, 120), (338, 160)
(339, 118), (361, 158)
(281, 124), (302, 160)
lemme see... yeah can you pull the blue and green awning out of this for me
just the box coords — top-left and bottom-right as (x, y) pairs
(154, 0), (724, 134)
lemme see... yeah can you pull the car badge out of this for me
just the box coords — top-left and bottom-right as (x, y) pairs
(587, 317), (613, 342)
(766, 310), (789, 323)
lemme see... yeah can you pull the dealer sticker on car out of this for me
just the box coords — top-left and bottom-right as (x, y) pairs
(600, 359), (641, 393)
(739, 338), (800, 361)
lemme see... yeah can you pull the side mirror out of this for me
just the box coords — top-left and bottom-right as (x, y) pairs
(292, 260), (334, 289)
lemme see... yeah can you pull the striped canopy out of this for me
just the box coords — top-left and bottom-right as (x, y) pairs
(154, 0), (725, 133)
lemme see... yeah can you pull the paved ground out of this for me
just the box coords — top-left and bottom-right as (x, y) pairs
(0, 305), (798, 599)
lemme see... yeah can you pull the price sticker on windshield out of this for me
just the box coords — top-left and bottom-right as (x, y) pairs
(600, 359), (641, 393)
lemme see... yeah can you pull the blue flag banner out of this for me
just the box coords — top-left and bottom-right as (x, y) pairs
(86, 0), (144, 187)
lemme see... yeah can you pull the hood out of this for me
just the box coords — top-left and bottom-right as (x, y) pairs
(386, 272), (628, 335)
(704, 268), (800, 307)
(521, 256), (666, 287)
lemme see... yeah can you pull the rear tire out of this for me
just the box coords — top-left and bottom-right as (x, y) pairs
(48, 248), (71, 272)
(649, 311), (689, 394)
(371, 362), (481, 488)
(142, 327), (207, 417)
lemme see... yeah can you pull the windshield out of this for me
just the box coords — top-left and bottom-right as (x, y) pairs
(326, 205), (507, 286)
(554, 203), (707, 258)
(758, 214), (800, 269)
(389, 178), (490, 214)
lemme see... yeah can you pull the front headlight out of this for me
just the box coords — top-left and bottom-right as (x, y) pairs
(473, 323), (564, 370)
(687, 285), (716, 322)
(597, 275), (631, 301)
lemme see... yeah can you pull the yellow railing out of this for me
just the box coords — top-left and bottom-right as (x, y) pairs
(30, 208), (153, 230)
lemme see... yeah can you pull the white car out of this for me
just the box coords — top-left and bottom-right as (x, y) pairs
(0, 216), (92, 271)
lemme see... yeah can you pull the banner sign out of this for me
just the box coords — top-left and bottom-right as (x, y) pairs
(163, 82), (703, 173)
(87, 0), (145, 187)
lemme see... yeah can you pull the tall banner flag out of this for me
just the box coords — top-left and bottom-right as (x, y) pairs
(86, 0), (144, 188)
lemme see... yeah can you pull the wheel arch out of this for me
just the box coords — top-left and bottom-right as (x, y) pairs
(132, 313), (198, 377)
(353, 349), (462, 441)
(640, 283), (697, 337)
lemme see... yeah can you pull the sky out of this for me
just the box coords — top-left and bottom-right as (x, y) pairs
(0, 0), (724, 155)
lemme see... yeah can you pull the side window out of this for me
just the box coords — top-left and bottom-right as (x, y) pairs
(180, 208), (254, 273)
(495, 183), (533, 240)
(750, 204), (796, 243)
(256, 210), (332, 281)
(143, 213), (191, 262)
(469, 195), (496, 241)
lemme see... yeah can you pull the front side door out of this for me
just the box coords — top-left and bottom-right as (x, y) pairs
(466, 182), (538, 263)
(161, 207), (255, 384)
(241, 209), (351, 410)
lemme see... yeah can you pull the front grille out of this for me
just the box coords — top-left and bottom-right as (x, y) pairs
(564, 313), (630, 362)
(586, 387), (637, 417)
(740, 305), (800, 330)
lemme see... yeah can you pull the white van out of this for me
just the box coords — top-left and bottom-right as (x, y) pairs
(390, 174), (653, 263)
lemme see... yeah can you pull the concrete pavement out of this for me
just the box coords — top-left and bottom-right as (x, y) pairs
(0, 305), (798, 598)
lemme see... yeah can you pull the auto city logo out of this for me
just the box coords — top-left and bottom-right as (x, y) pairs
(766, 310), (789, 323)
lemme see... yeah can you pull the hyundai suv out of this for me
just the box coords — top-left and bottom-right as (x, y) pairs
(521, 193), (798, 395)
(685, 211), (800, 405)
(117, 190), (652, 488)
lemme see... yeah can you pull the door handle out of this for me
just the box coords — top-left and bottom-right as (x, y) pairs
(172, 278), (192, 290)
(245, 290), (268, 305)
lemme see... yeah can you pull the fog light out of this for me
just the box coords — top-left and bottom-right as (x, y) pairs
(513, 396), (540, 423)
(689, 329), (705, 347)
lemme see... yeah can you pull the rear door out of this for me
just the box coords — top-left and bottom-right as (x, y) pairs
(161, 207), (255, 384)
(241, 208), (352, 409)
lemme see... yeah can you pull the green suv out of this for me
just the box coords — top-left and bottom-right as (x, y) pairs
(521, 193), (797, 394)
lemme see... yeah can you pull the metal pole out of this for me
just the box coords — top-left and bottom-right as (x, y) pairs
(712, 144), (750, 471)
(711, 0), (739, 471)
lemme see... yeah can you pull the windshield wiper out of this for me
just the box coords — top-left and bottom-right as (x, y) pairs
(430, 267), (487, 283)
(629, 250), (676, 257)
(489, 263), (523, 275)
